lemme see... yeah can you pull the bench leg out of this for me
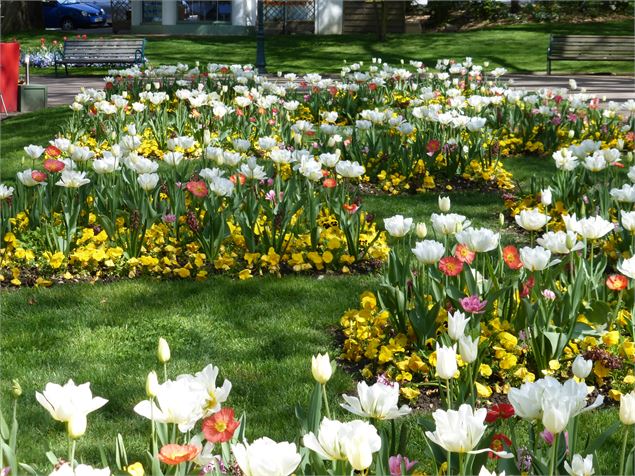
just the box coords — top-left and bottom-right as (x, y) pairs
(547, 59), (551, 75)
(55, 62), (58, 77)
(65, 64), (69, 77)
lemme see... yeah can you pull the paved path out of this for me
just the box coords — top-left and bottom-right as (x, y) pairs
(3, 73), (633, 120)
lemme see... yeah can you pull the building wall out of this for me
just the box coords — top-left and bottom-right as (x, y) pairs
(130, 0), (353, 35)
(342, 1), (406, 34)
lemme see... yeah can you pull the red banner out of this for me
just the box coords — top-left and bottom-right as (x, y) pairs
(0, 42), (20, 113)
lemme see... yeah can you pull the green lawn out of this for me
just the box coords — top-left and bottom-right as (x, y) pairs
(11, 20), (634, 76)
(1, 276), (624, 472)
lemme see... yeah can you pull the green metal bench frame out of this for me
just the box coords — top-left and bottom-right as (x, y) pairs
(547, 34), (634, 75)
(55, 38), (145, 76)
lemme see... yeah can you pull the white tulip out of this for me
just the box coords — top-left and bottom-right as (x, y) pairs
(415, 222), (428, 239)
(340, 420), (382, 470)
(448, 310), (469, 341)
(455, 227), (500, 252)
(303, 418), (348, 461)
(459, 335), (479, 363)
(553, 149), (579, 171)
(341, 380), (411, 420)
(137, 173), (159, 191)
(509, 377), (603, 431)
(383, 215), (413, 238)
(134, 378), (205, 432)
(335, 160), (365, 178)
(146, 371), (159, 398)
(48, 463), (111, 476)
(438, 195), (451, 212)
(619, 390), (635, 425)
(157, 337), (171, 363)
(541, 188), (553, 206)
(0, 184), (15, 200)
(576, 216), (614, 240)
(186, 363), (232, 417)
(36, 380), (108, 424)
(232, 437), (301, 476)
(571, 355), (592, 379)
(311, 353), (333, 384)
(24, 144), (45, 159)
(622, 211), (635, 232)
(411, 240), (445, 265)
(55, 170), (90, 188)
(537, 231), (584, 254)
(519, 246), (553, 271)
(67, 413), (87, 439)
(303, 418), (380, 468)
(515, 208), (549, 231)
(92, 155), (120, 174)
(425, 404), (488, 453)
(431, 213), (471, 236)
(163, 151), (184, 166)
(564, 454), (594, 476)
(435, 343), (458, 380)
(17, 169), (41, 187)
(240, 157), (268, 180)
(618, 256), (635, 279)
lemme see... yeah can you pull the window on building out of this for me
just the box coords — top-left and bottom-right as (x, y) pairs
(142, 1), (162, 23)
(179, 1), (232, 23)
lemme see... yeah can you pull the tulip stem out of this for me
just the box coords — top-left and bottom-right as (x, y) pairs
(322, 384), (331, 419)
(69, 438), (76, 469)
(619, 428), (629, 476)
(549, 432), (558, 476)
(163, 362), (168, 382)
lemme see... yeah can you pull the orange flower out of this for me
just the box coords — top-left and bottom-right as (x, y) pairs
(343, 203), (359, 214)
(502, 245), (523, 270)
(202, 407), (240, 443)
(454, 244), (475, 264)
(606, 274), (628, 291)
(158, 444), (200, 465)
(230, 174), (246, 185)
(439, 256), (463, 276)
(186, 180), (208, 198)
(323, 178), (337, 188)
(44, 159), (65, 173)
(45, 145), (62, 157)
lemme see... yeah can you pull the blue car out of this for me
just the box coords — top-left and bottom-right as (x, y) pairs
(43, 0), (107, 31)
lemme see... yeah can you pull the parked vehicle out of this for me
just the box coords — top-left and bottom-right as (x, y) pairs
(42, 0), (107, 30)
(87, 0), (114, 24)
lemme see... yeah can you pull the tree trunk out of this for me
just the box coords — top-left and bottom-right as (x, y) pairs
(372, 0), (387, 42)
(1, 1), (44, 34)
(510, 0), (521, 14)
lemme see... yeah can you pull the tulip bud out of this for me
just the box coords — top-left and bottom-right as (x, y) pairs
(311, 353), (333, 385)
(146, 371), (159, 397)
(145, 83), (151, 91)
(540, 188), (552, 206)
(499, 213), (505, 227)
(67, 413), (87, 439)
(157, 337), (171, 364)
(568, 130), (575, 139)
(438, 196), (451, 212)
(571, 355), (592, 379)
(620, 391), (635, 425)
(11, 379), (22, 398)
(415, 222), (428, 239)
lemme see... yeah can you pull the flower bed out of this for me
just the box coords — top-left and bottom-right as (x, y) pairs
(3, 337), (634, 476)
(2, 59), (633, 287)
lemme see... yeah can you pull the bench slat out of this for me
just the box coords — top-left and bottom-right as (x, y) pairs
(57, 39), (145, 74)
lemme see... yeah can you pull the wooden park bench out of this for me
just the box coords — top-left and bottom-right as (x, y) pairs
(547, 34), (635, 74)
(55, 38), (145, 76)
